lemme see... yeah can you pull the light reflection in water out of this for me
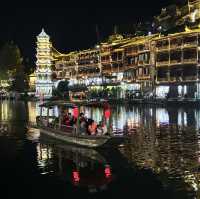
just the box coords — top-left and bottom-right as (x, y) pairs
(3, 101), (200, 196)
(24, 102), (200, 196)
(36, 143), (54, 174)
(36, 141), (113, 193)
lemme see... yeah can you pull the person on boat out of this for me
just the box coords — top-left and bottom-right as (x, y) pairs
(88, 119), (97, 135)
(71, 115), (78, 135)
(70, 114), (77, 126)
(36, 116), (40, 125)
(79, 113), (86, 123)
(96, 124), (103, 136)
(79, 113), (87, 134)
(63, 111), (71, 126)
(52, 117), (59, 128)
(101, 122), (108, 136)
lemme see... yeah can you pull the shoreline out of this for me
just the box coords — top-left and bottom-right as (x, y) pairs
(2, 97), (200, 108)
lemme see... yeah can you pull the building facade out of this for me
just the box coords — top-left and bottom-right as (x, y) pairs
(49, 28), (200, 100)
(34, 1), (200, 101)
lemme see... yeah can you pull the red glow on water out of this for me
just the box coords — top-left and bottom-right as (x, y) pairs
(72, 171), (80, 182)
(104, 166), (111, 178)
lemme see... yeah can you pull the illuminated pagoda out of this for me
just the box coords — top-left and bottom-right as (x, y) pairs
(188, 0), (200, 22)
(35, 28), (53, 99)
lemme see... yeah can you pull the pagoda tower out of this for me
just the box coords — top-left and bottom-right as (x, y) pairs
(35, 29), (53, 99)
(188, 0), (200, 22)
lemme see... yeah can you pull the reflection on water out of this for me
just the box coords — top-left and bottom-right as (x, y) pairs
(32, 104), (200, 197)
(2, 101), (200, 197)
(36, 141), (113, 193)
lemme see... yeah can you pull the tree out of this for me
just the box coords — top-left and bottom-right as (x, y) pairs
(23, 58), (36, 76)
(0, 42), (23, 80)
(10, 65), (29, 93)
(0, 42), (31, 93)
(54, 80), (69, 100)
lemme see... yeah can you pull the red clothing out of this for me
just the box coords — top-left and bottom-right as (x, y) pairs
(63, 115), (70, 126)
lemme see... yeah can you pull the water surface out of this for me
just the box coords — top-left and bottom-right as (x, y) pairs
(0, 100), (200, 198)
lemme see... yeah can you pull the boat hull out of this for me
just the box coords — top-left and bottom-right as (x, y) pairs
(39, 127), (124, 148)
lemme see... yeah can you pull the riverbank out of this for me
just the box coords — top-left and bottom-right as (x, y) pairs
(4, 95), (200, 108)
(107, 98), (200, 108)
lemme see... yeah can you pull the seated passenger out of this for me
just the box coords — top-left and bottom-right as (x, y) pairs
(63, 113), (70, 126)
(62, 110), (68, 124)
(52, 117), (59, 128)
(79, 113), (86, 123)
(80, 120), (86, 135)
(101, 122), (108, 135)
(96, 124), (103, 135)
(36, 116), (40, 125)
(88, 120), (97, 135)
(70, 115), (77, 126)
(65, 118), (70, 126)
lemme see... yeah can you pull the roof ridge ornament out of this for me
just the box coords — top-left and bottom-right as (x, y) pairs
(185, 26), (191, 32)
(38, 28), (49, 38)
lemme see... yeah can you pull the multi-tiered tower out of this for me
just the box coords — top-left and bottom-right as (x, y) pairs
(35, 29), (53, 99)
(188, 0), (200, 23)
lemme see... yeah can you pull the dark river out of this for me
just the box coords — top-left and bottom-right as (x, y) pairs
(0, 100), (200, 199)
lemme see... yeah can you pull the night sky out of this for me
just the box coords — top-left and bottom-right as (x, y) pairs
(0, 0), (176, 63)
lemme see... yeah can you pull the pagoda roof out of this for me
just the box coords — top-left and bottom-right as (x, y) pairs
(38, 28), (49, 38)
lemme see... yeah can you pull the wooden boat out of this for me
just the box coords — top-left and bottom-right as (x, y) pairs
(33, 101), (126, 148)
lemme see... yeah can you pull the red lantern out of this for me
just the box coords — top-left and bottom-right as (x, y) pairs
(104, 109), (111, 119)
(72, 171), (80, 183)
(104, 166), (111, 178)
(73, 107), (79, 119)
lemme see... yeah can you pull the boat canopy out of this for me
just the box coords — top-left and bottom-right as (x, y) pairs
(39, 101), (77, 109)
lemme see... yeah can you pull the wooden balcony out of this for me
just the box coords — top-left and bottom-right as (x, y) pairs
(169, 76), (197, 82)
(111, 60), (123, 63)
(137, 75), (151, 80)
(169, 60), (182, 66)
(138, 49), (150, 53)
(101, 60), (112, 64)
(182, 76), (197, 81)
(156, 78), (169, 83)
(170, 44), (182, 50)
(182, 58), (197, 64)
(102, 70), (112, 75)
(156, 61), (169, 67)
(125, 52), (138, 57)
(124, 64), (137, 70)
(123, 78), (136, 83)
(138, 61), (150, 66)
(182, 43), (197, 48)
(78, 63), (99, 68)
(156, 46), (169, 52)
(111, 67), (125, 73)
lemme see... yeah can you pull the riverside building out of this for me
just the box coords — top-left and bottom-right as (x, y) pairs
(35, 1), (200, 101)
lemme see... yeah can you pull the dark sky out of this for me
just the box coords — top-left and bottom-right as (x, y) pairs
(0, 0), (175, 63)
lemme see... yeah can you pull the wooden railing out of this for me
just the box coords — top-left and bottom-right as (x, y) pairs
(182, 43), (197, 48)
(156, 46), (169, 51)
(34, 119), (76, 134)
(157, 78), (168, 82)
(182, 76), (197, 81)
(137, 75), (151, 80)
(182, 58), (197, 64)
(156, 61), (169, 67)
